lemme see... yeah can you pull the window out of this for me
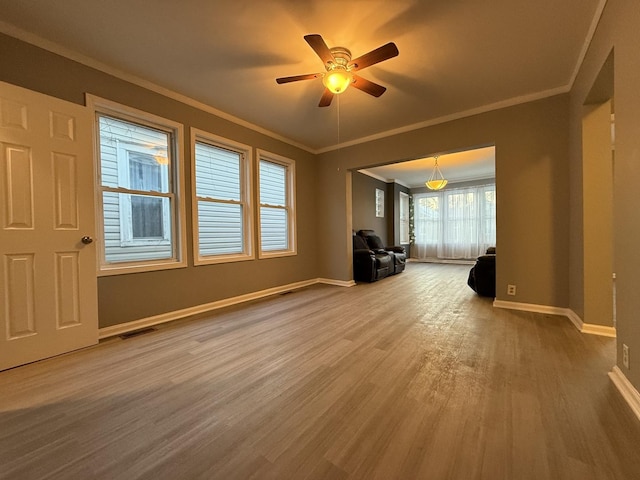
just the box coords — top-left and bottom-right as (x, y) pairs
(399, 191), (410, 244)
(192, 129), (253, 264)
(413, 184), (496, 260)
(257, 150), (296, 258)
(376, 188), (385, 217)
(117, 143), (171, 246)
(91, 97), (186, 274)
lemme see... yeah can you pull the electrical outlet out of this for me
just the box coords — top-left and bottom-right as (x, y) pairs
(507, 284), (516, 296)
(622, 344), (630, 369)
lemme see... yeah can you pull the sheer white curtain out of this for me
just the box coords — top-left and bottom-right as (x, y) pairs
(413, 184), (496, 260)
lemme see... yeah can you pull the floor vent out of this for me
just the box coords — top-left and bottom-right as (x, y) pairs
(119, 327), (157, 339)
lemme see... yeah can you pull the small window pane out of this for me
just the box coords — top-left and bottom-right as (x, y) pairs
(131, 195), (164, 238)
(197, 201), (243, 255)
(376, 188), (384, 217)
(102, 192), (173, 263)
(195, 142), (240, 201)
(98, 115), (170, 191)
(260, 207), (288, 251)
(129, 153), (166, 193)
(400, 192), (409, 244)
(259, 160), (286, 206)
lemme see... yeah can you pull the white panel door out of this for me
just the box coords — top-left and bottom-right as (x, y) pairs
(0, 81), (98, 371)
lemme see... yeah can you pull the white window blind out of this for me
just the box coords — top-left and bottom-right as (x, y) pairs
(195, 142), (243, 256)
(259, 159), (288, 252)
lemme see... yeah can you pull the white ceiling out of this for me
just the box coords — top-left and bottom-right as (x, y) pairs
(0, 0), (604, 154)
(360, 146), (496, 189)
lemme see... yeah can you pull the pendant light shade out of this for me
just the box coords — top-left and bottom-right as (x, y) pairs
(426, 156), (447, 190)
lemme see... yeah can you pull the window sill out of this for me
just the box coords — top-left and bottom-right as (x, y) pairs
(194, 253), (255, 266)
(258, 249), (297, 260)
(98, 258), (188, 276)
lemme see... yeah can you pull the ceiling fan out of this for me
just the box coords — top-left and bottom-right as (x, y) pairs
(276, 34), (399, 107)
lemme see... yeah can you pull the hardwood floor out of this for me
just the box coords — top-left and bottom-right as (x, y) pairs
(1, 263), (640, 480)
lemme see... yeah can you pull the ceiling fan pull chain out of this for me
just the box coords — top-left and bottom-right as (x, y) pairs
(337, 95), (341, 145)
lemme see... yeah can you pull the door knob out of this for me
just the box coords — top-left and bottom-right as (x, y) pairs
(81, 236), (93, 244)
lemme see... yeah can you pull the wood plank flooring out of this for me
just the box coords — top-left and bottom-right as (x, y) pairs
(1, 263), (640, 479)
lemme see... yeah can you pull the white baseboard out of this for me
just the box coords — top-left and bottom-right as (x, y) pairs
(99, 277), (350, 339)
(581, 323), (617, 337)
(609, 366), (640, 421)
(493, 299), (566, 316)
(563, 308), (585, 331)
(493, 300), (616, 337)
(318, 278), (356, 287)
(410, 258), (475, 265)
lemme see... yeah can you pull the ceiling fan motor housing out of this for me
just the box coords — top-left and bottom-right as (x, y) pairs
(323, 47), (354, 93)
(328, 47), (352, 67)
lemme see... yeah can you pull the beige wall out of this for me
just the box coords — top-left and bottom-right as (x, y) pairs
(318, 95), (571, 308)
(0, 32), (575, 329)
(0, 33), (319, 328)
(582, 100), (614, 327)
(351, 172), (389, 243)
(5, 0), (640, 398)
(569, 0), (640, 387)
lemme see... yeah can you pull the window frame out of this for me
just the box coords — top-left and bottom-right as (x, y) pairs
(116, 142), (171, 246)
(399, 191), (410, 244)
(190, 128), (254, 265)
(256, 150), (296, 259)
(376, 188), (385, 217)
(88, 95), (187, 276)
(413, 183), (496, 259)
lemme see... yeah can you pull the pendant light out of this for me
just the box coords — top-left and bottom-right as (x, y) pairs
(426, 156), (448, 190)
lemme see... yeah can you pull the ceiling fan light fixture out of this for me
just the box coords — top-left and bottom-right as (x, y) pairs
(426, 156), (448, 190)
(275, 34), (398, 106)
(323, 68), (353, 94)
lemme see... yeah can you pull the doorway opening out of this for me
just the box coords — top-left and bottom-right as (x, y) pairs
(581, 50), (615, 331)
(353, 145), (496, 263)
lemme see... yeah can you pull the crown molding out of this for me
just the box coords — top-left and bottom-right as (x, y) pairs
(0, 21), (315, 154)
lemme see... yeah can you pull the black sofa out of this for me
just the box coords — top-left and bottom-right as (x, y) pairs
(467, 247), (496, 297)
(352, 230), (407, 282)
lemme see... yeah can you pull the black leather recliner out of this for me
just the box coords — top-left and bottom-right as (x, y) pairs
(467, 247), (496, 297)
(353, 233), (393, 282)
(357, 230), (407, 275)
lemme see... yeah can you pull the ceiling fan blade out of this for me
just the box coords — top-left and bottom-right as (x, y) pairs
(348, 42), (399, 71)
(276, 73), (322, 84)
(351, 75), (387, 97)
(304, 34), (335, 65)
(318, 88), (334, 107)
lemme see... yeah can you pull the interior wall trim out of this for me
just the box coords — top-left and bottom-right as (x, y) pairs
(581, 322), (617, 337)
(318, 278), (357, 288)
(0, 23), (583, 156)
(609, 366), (640, 422)
(0, 21), (313, 154)
(493, 300), (616, 337)
(98, 278), (353, 339)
